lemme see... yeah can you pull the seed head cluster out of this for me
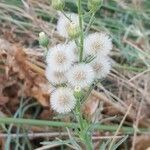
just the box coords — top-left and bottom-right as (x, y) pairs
(45, 12), (113, 114)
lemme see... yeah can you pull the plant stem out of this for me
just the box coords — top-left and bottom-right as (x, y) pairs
(78, 0), (84, 62)
(75, 98), (93, 150)
(61, 10), (72, 22)
(85, 12), (95, 34)
(75, 100), (84, 130)
(108, 104), (132, 150)
(0, 117), (150, 134)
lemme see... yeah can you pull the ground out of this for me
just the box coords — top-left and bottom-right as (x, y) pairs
(0, 0), (150, 149)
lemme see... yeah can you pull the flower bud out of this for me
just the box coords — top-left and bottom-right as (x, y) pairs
(52, 0), (64, 10)
(73, 86), (84, 100)
(88, 0), (102, 11)
(67, 23), (80, 39)
(39, 32), (49, 47)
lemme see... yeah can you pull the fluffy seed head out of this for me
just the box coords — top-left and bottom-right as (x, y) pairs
(46, 44), (75, 72)
(67, 41), (78, 62)
(50, 88), (76, 114)
(91, 55), (111, 79)
(45, 65), (67, 85)
(56, 12), (79, 38)
(84, 32), (112, 56)
(67, 64), (95, 88)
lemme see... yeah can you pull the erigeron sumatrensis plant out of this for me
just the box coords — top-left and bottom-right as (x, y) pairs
(39, 0), (112, 149)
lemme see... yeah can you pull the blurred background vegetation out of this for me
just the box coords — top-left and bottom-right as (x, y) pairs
(0, 0), (150, 149)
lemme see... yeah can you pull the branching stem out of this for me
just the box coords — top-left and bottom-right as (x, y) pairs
(78, 0), (84, 62)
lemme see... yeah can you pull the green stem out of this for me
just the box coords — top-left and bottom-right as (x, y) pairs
(61, 10), (72, 22)
(0, 117), (150, 134)
(85, 12), (95, 34)
(44, 46), (49, 58)
(75, 98), (92, 150)
(75, 98), (84, 130)
(78, 0), (84, 62)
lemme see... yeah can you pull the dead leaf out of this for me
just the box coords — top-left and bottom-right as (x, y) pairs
(82, 92), (100, 120)
(133, 135), (150, 150)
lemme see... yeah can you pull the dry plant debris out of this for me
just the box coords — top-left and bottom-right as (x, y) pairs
(0, 0), (150, 149)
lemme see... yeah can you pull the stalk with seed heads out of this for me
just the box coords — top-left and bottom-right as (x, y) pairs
(39, 0), (112, 149)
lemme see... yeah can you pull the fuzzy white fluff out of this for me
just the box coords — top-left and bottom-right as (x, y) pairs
(45, 65), (67, 85)
(84, 32), (112, 56)
(50, 88), (76, 114)
(67, 41), (79, 62)
(46, 43), (75, 72)
(91, 55), (111, 79)
(67, 63), (95, 88)
(56, 12), (79, 38)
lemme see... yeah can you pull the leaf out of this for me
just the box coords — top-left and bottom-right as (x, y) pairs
(112, 135), (128, 150)
(133, 135), (150, 150)
(82, 92), (100, 120)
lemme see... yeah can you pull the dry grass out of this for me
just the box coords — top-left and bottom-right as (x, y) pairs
(0, 0), (150, 149)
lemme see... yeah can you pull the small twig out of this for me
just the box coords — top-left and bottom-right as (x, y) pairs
(92, 90), (135, 121)
(0, 132), (69, 138)
(61, 10), (72, 22)
(129, 69), (150, 81)
(123, 39), (150, 59)
(0, 132), (125, 140)
(109, 72), (149, 108)
(108, 104), (132, 150)
(131, 87), (145, 150)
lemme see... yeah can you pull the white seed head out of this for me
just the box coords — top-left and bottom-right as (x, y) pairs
(56, 12), (79, 38)
(50, 88), (76, 114)
(67, 64), (95, 88)
(91, 55), (111, 79)
(84, 32), (112, 56)
(46, 43), (75, 72)
(45, 65), (67, 85)
(67, 41), (78, 62)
